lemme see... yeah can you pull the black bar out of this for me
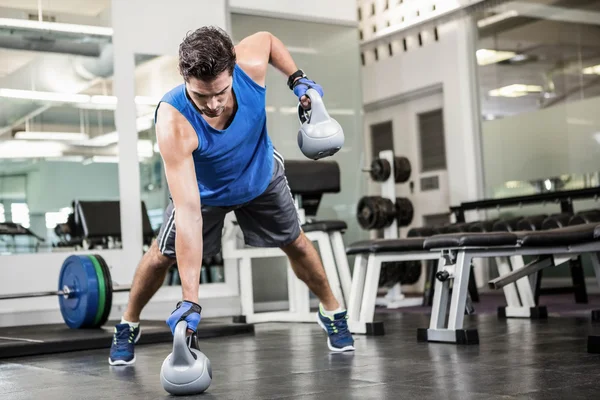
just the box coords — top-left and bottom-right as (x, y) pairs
(570, 257), (588, 304)
(560, 200), (574, 214)
(424, 260), (437, 307)
(468, 265), (479, 302)
(450, 187), (600, 213)
(534, 270), (543, 304)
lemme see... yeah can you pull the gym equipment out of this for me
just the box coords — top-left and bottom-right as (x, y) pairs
(541, 213), (572, 230)
(0, 254), (129, 329)
(516, 215), (548, 231)
(297, 88), (344, 160)
(161, 320), (212, 395)
(569, 209), (600, 226)
(356, 196), (414, 230)
(365, 156), (412, 183)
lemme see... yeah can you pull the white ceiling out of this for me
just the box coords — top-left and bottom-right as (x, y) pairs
(0, 0), (111, 16)
(0, 49), (38, 78)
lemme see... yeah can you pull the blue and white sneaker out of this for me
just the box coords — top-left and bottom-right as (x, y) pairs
(316, 304), (355, 352)
(108, 323), (141, 366)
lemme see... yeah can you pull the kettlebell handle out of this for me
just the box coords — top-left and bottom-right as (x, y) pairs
(172, 320), (197, 367)
(297, 88), (332, 125)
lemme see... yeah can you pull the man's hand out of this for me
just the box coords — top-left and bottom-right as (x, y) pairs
(166, 301), (202, 334)
(292, 77), (324, 110)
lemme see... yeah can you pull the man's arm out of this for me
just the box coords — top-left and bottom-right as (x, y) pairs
(236, 31), (321, 108)
(155, 103), (202, 302)
(235, 31), (298, 86)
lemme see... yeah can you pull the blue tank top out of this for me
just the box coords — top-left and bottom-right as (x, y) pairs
(156, 64), (274, 206)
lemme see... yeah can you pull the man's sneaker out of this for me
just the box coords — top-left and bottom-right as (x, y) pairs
(108, 323), (141, 366)
(316, 305), (355, 352)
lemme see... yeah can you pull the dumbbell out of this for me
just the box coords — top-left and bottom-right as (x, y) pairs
(492, 217), (525, 232)
(356, 196), (414, 230)
(364, 156), (412, 183)
(407, 226), (437, 238)
(469, 220), (498, 233)
(541, 213), (572, 230)
(569, 209), (600, 226)
(516, 214), (548, 231)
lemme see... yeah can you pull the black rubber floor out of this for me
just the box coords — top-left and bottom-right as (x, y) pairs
(0, 319), (253, 359)
(1, 311), (600, 399)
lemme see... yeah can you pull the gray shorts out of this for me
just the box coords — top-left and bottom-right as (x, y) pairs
(156, 155), (301, 258)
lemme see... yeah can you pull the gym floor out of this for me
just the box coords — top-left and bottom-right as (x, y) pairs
(2, 306), (599, 400)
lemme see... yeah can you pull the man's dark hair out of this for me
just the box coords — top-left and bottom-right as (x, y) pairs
(178, 26), (236, 81)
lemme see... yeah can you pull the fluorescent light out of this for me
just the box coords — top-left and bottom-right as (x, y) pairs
(14, 131), (89, 141)
(81, 131), (119, 147)
(0, 18), (113, 37)
(476, 49), (517, 66)
(489, 84), (543, 98)
(0, 88), (90, 103)
(583, 65), (600, 75)
(0, 140), (65, 158)
(477, 10), (519, 28)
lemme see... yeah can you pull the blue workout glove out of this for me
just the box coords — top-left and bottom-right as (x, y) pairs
(166, 300), (202, 334)
(292, 77), (324, 101)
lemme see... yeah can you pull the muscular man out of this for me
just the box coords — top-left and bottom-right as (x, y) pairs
(109, 26), (355, 366)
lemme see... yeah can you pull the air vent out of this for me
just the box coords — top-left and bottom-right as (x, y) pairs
(420, 175), (439, 191)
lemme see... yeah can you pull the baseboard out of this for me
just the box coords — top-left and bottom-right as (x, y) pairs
(253, 298), (320, 313)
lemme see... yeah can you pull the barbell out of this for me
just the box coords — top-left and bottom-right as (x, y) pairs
(0, 254), (130, 329)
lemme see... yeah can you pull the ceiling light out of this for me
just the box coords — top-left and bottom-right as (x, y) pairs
(489, 84), (543, 98)
(14, 131), (89, 141)
(0, 88), (90, 103)
(0, 140), (65, 158)
(476, 49), (517, 66)
(0, 18), (113, 37)
(583, 65), (600, 75)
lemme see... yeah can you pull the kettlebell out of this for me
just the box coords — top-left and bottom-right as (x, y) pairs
(160, 320), (212, 396)
(297, 88), (345, 160)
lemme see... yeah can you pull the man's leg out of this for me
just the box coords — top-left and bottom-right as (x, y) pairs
(234, 153), (354, 351)
(280, 231), (339, 311)
(123, 240), (176, 322)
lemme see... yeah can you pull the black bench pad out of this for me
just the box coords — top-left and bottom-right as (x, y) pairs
(346, 238), (426, 255)
(423, 232), (518, 250)
(303, 220), (347, 233)
(521, 223), (600, 247)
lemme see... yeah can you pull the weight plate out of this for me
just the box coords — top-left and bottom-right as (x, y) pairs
(369, 159), (391, 182)
(94, 254), (113, 328)
(395, 197), (414, 227)
(58, 255), (100, 329)
(87, 255), (106, 328)
(393, 156), (412, 183)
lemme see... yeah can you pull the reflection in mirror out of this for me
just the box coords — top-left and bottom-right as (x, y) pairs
(133, 54), (225, 285)
(0, 25), (126, 253)
(474, 1), (600, 197)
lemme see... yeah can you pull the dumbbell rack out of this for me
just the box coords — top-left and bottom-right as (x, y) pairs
(374, 150), (422, 309)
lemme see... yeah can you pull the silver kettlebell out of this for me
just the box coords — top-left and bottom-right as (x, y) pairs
(160, 320), (212, 395)
(297, 88), (345, 160)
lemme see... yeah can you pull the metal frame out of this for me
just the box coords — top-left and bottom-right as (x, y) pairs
(421, 242), (600, 344)
(347, 251), (440, 334)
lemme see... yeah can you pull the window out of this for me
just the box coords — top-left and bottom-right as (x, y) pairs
(0, 204), (4, 223)
(418, 109), (447, 172)
(11, 203), (30, 228)
(45, 207), (72, 229)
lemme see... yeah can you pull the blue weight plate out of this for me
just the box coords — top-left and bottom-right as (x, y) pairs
(58, 255), (100, 329)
